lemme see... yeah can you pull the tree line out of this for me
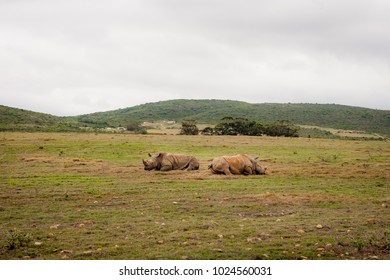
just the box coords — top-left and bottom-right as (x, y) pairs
(181, 117), (299, 137)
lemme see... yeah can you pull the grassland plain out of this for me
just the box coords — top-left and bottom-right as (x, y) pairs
(0, 132), (389, 260)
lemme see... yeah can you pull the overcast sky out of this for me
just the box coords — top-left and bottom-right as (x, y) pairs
(1, 0), (389, 116)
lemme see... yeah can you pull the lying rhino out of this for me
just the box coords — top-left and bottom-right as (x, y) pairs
(143, 152), (199, 171)
(208, 154), (266, 175)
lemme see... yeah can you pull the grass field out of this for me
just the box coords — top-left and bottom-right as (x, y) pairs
(0, 132), (389, 260)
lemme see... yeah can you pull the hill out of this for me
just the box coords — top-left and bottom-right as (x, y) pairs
(76, 100), (390, 136)
(1, 100), (390, 136)
(0, 105), (93, 132)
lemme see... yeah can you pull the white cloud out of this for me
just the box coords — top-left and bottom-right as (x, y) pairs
(1, 0), (389, 115)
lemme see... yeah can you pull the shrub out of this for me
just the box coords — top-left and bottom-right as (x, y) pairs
(214, 117), (298, 137)
(5, 231), (32, 250)
(180, 120), (199, 135)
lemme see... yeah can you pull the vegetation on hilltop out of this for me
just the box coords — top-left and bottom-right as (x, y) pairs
(199, 117), (299, 137)
(75, 100), (390, 136)
(0, 105), (82, 132)
(1, 100), (389, 136)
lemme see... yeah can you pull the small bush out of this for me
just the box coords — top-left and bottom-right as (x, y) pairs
(180, 120), (199, 135)
(5, 231), (32, 250)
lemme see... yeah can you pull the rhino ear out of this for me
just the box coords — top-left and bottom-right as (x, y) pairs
(148, 153), (152, 157)
(157, 152), (163, 158)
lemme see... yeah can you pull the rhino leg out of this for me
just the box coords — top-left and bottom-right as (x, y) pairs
(187, 158), (199, 171)
(209, 161), (231, 175)
(160, 165), (173, 171)
(220, 161), (232, 175)
(223, 168), (232, 175)
(243, 166), (253, 176)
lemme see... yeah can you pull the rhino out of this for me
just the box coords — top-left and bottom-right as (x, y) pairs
(208, 154), (267, 175)
(142, 152), (199, 171)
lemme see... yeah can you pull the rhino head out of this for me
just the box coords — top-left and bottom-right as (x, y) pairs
(251, 157), (267, 175)
(142, 152), (164, 170)
(254, 163), (267, 174)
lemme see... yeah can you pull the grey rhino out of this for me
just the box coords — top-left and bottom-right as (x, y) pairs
(142, 152), (199, 171)
(208, 154), (267, 175)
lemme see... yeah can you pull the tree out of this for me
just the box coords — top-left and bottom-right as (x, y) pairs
(214, 117), (298, 137)
(214, 117), (264, 136)
(201, 127), (215, 135)
(245, 121), (265, 136)
(180, 120), (199, 135)
(126, 121), (147, 134)
(265, 120), (299, 137)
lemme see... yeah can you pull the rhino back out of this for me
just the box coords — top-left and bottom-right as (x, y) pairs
(165, 154), (195, 169)
(224, 155), (252, 173)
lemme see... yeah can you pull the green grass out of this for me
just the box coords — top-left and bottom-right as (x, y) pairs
(0, 132), (389, 259)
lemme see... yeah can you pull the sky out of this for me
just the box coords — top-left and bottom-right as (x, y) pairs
(1, 0), (390, 116)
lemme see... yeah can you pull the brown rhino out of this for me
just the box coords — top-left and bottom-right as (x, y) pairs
(142, 152), (199, 171)
(208, 154), (267, 175)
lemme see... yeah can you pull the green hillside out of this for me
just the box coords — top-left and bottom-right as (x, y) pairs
(76, 99), (390, 136)
(1, 100), (390, 136)
(0, 105), (85, 132)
